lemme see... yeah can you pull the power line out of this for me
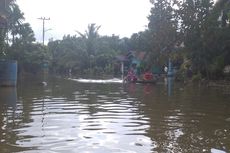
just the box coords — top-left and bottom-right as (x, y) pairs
(37, 17), (50, 45)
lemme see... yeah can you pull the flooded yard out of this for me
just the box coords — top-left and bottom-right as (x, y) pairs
(0, 77), (229, 153)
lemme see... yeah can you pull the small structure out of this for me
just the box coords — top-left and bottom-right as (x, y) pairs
(115, 51), (147, 78)
(115, 55), (128, 81)
(129, 51), (146, 67)
(0, 60), (17, 86)
(115, 51), (158, 83)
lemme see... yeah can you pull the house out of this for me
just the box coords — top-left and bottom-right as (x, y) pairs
(114, 51), (147, 76)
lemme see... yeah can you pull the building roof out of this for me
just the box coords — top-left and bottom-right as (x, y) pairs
(115, 55), (128, 62)
(133, 51), (146, 61)
(116, 51), (147, 62)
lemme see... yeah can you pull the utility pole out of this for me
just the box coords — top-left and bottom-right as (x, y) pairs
(37, 17), (50, 45)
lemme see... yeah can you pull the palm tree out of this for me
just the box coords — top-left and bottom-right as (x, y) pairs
(77, 23), (101, 56)
(7, 3), (25, 43)
(16, 23), (35, 44)
(0, 0), (24, 44)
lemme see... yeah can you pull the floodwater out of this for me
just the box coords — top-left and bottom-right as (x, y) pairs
(0, 77), (229, 153)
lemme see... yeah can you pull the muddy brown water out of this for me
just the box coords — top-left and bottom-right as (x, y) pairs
(0, 77), (229, 153)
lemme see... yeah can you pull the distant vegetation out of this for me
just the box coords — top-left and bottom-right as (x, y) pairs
(0, 0), (230, 80)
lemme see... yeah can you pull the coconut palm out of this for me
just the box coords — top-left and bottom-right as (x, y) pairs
(77, 23), (101, 56)
(7, 3), (25, 43)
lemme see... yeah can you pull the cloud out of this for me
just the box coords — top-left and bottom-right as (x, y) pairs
(17, 0), (152, 42)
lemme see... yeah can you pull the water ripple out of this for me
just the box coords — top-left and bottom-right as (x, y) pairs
(0, 81), (229, 153)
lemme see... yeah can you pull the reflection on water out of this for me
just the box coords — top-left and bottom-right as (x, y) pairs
(0, 87), (17, 108)
(167, 77), (173, 96)
(0, 77), (229, 153)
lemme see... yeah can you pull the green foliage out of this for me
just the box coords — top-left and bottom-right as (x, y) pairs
(48, 35), (88, 74)
(7, 3), (25, 43)
(47, 32), (124, 75)
(148, 0), (180, 67)
(77, 23), (101, 56)
(1, 0), (230, 80)
(7, 43), (50, 73)
(179, 0), (214, 75)
(0, 0), (43, 74)
(129, 30), (152, 52)
(144, 0), (230, 80)
(16, 23), (35, 44)
(0, 28), (6, 57)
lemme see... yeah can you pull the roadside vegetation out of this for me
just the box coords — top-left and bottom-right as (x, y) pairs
(0, 0), (230, 81)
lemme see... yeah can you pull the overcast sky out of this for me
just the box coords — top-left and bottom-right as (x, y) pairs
(17, 0), (152, 43)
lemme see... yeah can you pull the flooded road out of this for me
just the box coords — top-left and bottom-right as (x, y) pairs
(0, 77), (229, 153)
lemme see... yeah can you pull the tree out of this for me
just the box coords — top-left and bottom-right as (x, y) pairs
(7, 3), (25, 43)
(48, 35), (88, 74)
(0, 16), (7, 57)
(148, 0), (180, 66)
(206, 0), (230, 78)
(15, 23), (35, 44)
(214, 0), (230, 27)
(77, 23), (101, 56)
(0, 0), (15, 57)
(179, 0), (217, 78)
(129, 30), (152, 52)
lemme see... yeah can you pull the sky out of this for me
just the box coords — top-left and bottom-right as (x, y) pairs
(17, 0), (152, 43)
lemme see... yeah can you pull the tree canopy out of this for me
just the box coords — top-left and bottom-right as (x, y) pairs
(1, 0), (230, 80)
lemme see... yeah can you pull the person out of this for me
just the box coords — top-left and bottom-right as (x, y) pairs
(164, 66), (168, 73)
(125, 68), (137, 82)
(143, 70), (154, 81)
